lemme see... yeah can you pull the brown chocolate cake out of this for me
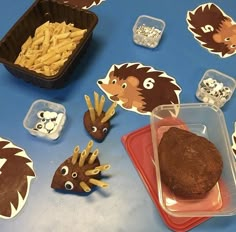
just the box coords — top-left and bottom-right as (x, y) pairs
(158, 127), (223, 199)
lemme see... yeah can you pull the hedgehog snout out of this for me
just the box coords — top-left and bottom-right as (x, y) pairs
(97, 80), (103, 85)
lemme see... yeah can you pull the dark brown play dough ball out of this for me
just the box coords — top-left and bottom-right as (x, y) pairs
(158, 127), (223, 199)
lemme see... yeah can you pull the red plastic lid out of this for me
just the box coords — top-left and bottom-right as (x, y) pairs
(121, 124), (209, 232)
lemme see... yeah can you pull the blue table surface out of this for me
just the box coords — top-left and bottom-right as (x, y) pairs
(0, 0), (236, 231)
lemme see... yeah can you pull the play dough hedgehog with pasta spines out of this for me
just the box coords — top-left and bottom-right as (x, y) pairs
(51, 140), (110, 193)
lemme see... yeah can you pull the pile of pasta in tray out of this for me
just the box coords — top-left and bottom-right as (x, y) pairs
(14, 21), (87, 77)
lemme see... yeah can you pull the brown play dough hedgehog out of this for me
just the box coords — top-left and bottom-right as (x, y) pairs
(83, 92), (117, 142)
(158, 127), (223, 199)
(51, 140), (110, 193)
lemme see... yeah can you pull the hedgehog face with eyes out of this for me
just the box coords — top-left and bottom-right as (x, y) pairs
(83, 92), (117, 142)
(97, 63), (181, 116)
(212, 20), (236, 54)
(51, 140), (110, 193)
(187, 3), (236, 57)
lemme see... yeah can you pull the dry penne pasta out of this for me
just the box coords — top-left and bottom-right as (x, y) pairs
(95, 164), (111, 171)
(70, 29), (87, 38)
(88, 149), (99, 164)
(85, 169), (100, 176)
(79, 181), (91, 192)
(71, 146), (80, 165)
(32, 35), (45, 47)
(89, 178), (109, 188)
(14, 21), (87, 78)
(50, 59), (67, 71)
(21, 36), (33, 52)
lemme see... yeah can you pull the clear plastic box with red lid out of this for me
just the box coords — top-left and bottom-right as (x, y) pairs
(150, 103), (236, 217)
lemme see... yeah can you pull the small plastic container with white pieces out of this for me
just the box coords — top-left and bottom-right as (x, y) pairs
(133, 15), (165, 48)
(23, 99), (66, 140)
(196, 69), (236, 108)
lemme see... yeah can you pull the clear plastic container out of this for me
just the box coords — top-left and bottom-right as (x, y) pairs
(133, 15), (165, 48)
(23, 99), (66, 140)
(122, 125), (209, 231)
(196, 69), (236, 108)
(150, 103), (236, 217)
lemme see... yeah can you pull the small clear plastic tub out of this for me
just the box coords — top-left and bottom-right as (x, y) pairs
(133, 15), (165, 48)
(23, 99), (66, 140)
(150, 103), (236, 217)
(196, 69), (236, 108)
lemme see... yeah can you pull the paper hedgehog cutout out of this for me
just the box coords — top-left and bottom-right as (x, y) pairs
(51, 140), (110, 193)
(232, 122), (236, 158)
(97, 63), (181, 116)
(83, 92), (117, 142)
(56, 0), (105, 9)
(0, 137), (35, 219)
(187, 3), (236, 58)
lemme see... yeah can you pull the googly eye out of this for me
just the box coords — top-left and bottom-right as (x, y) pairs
(65, 181), (74, 190)
(60, 166), (69, 176)
(37, 111), (45, 119)
(224, 37), (230, 41)
(55, 113), (64, 124)
(35, 122), (44, 130)
(231, 44), (236, 48)
(50, 112), (58, 119)
(43, 111), (52, 120)
(224, 87), (230, 92)
(122, 83), (127, 88)
(45, 121), (55, 131)
(103, 128), (108, 133)
(40, 118), (47, 123)
(92, 126), (97, 132)
(72, 172), (77, 178)
(112, 79), (117, 84)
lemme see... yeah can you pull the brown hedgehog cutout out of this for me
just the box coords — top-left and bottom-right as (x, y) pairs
(51, 140), (110, 193)
(97, 63), (181, 117)
(84, 92), (117, 142)
(56, 0), (105, 9)
(232, 122), (236, 158)
(0, 137), (35, 219)
(187, 3), (236, 58)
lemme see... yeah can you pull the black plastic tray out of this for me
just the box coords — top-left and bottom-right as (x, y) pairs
(0, 0), (98, 88)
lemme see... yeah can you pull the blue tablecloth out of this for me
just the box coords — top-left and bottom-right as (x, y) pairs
(0, 0), (235, 231)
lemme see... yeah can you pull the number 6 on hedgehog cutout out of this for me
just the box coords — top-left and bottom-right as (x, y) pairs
(97, 62), (181, 117)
